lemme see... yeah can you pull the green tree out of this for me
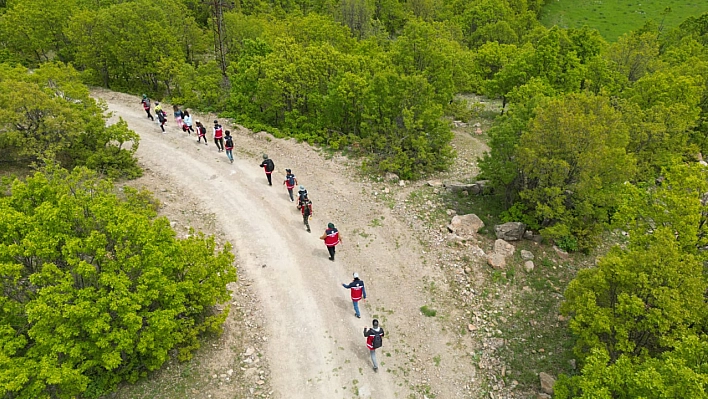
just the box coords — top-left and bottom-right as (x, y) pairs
(0, 0), (77, 66)
(0, 63), (141, 178)
(0, 166), (236, 398)
(515, 92), (635, 248)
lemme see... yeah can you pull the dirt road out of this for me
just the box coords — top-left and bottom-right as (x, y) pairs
(97, 89), (477, 399)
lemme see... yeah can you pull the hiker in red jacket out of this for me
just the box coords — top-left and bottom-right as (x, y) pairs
(195, 120), (207, 145)
(283, 169), (297, 202)
(364, 319), (384, 372)
(213, 120), (224, 152)
(300, 195), (313, 232)
(259, 154), (274, 185)
(320, 222), (342, 261)
(342, 272), (366, 318)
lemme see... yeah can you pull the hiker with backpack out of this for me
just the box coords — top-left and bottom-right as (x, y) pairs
(342, 272), (366, 318)
(182, 111), (194, 134)
(259, 154), (275, 185)
(141, 95), (153, 121)
(156, 105), (167, 133)
(154, 102), (163, 125)
(320, 222), (342, 261)
(195, 120), (207, 145)
(364, 319), (385, 372)
(296, 186), (308, 210)
(213, 120), (224, 152)
(300, 195), (313, 232)
(283, 169), (297, 202)
(224, 130), (234, 164)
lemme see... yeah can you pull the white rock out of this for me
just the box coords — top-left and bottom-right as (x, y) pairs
(524, 261), (535, 273)
(521, 250), (534, 261)
(493, 239), (515, 258)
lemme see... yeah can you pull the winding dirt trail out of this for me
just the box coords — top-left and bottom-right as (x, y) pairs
(97, 89), (477, 399)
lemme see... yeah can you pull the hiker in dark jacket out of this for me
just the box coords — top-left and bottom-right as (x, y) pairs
(283, 169), (297, 202)
(300, 195), (313, 232)
(364, 319), (384, 371)
(342, 272), (366, 318)
(259, 154), (275, 185)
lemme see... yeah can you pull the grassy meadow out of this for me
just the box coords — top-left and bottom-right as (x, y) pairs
(540, 0), (708, 41)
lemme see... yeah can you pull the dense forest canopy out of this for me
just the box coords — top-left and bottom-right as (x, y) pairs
(1, 0), (708, 397)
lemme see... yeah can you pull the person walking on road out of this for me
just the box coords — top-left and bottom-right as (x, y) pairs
(173, 105), (184, 129)
(259, 154), (275, 185)
(224, 130), (234, 163)
(364, 319), (385, 372)
(154, 102), (163, 125)
(320, 222), (342, 261)
(300, 195), (313, 232)
(141, 95), (154, 121)
(156, 106), (167, 133)
(283, 169), (297, 201)
(182, 111), (194, 134)
(297, 185), (308, 203)
(195, 120), (208, 145)
(213, 120), (224, 152)
(342, 273), (366, 318)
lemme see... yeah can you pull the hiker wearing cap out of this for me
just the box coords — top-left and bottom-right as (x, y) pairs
(283, 169), (297, 202)
(297, 185), (308, 202)
(141, 95), (154, 121)
(296, 185), (308, 210)
(156, 103), (167, 133)
(195, 120), (207, 144)
(320, 222), (342, 261)
(213, 120), (224, 152)
(364, 319), (385, 371)
(154, 102), (163, 126)
(300, 195), (313, 232)
(342, 273), (366, 318)
(259, 154), (275, 185)
(224, 130), (234, 163)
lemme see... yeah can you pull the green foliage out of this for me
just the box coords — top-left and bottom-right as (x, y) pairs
(66, 0), (207, 92)
(420, 305), (437, 317)
(0, 166), (237, 398)
(0, 63), (141, 178)
(558, 165), (708, 397)
(517, 93), (634, 249)
(0, 0), (77, 65)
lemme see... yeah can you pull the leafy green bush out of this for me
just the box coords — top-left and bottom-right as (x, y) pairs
(0, 167), (237, 398)
(420, 306), (437, 317)
(0, 63), (141, 178)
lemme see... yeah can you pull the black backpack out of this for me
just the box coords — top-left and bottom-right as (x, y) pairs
(225, 137), (234, 147)
(372, 330), (383, 349)
(265, 159), (275, 172)
(287, 174), (295, 186)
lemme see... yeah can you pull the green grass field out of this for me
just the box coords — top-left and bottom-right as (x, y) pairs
(540, 0), (708, 41)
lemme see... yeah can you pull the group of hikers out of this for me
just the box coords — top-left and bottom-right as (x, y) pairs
(139, 96), (385, 372)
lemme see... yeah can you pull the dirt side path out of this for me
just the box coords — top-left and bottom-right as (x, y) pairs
(96, 89), (478, 399)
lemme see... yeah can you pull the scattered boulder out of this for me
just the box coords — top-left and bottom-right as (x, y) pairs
(553, 245), (569, 259)
(487, 253), (506, 269)
(539, 372), (556, 395)
(523, 230), (534, 240)
(524, 261), (535, 273)
(521, 250), (534, 261)
(448, 214), (484, 239)
(493, 239), (515, 258)
(399, 180), (406, 187)
(385, 172), (400, 182)
(426, 180), (443, 187)
(444, 182), (477, 193)
(494, 222), (526, 241)
(468, 245), (486, 259)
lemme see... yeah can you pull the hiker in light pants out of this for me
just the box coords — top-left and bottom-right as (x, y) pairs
(364, 319), (385, 372)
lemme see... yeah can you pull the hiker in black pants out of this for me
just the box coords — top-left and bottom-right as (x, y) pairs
(259, 154), (275, 185)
